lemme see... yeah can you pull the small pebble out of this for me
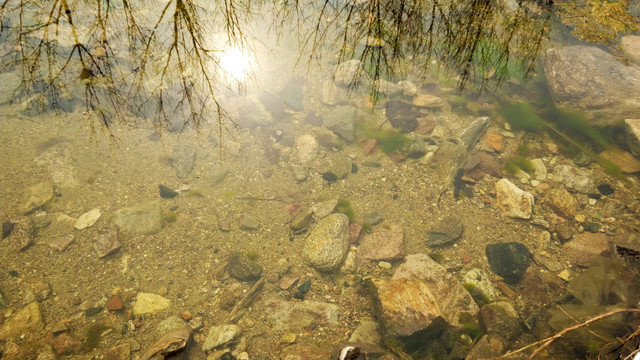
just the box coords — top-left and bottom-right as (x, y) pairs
(588, 198), (597, 205)
(378, 261), (392, 270)
(557, 269), (571, 281)
(574, 214), (585, 222)
(530, 180), (540, 187)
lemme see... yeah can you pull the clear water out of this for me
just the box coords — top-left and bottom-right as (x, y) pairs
(0, 1), (639, 359)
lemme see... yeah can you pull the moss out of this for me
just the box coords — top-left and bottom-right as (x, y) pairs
(504, 156), (535, 174)
(164, 212), (178, 223)
(429, 252), (444, 263)
(83, 322), (113, 351)
(336, 199), (356, 222)
(362, 222), (373, 233)
(245, 249), (259, 261)
(500, 101), (543, 131)
(185, 189), (203, 198)
(463, 282), (491, 306)
(459, 312), (484, 340)
(355, 120), (410, 154)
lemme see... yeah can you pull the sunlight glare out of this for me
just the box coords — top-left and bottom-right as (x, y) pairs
(219, 46), (254, 83)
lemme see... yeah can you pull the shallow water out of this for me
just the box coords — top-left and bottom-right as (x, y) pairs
(1, 1), (640, 360)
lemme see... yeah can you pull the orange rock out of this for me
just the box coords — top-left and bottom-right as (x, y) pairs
(482, 131), (503, 152)
(106, 294), (123, 311)
(496, 281), (515, 298)
(363, 139), (378, 156)
(180, 311), (193, 321)
(462, 254), (472, 264)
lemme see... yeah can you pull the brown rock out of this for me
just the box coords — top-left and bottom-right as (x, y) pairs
(496, 282), (515, 299)
(599, 148), (640, 173)
(412, 94), (446, 108)
(544, 188), (578, 219)
(482, 131), (503, 152)
(349, 222), (363, 244)
(106, 294), (124, 311)
(0, 302), (44, 340)
(278, 273), (300, 290)
(48, 333), (82, 355)
(478, 302), (522, 340)
(105, 343), (131, 360)
(362, 139), (378, 156)
(415, 116), (437, 134)
(562, 232), (611, 267)
(466, 334), (507, 360)
(358, 225), (405, 261)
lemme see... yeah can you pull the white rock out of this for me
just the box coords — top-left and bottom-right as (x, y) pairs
(132, 293), (170, 316)
(295, 134), (318, 164)
(74, 208), (101, 230)
(202, 324), (240, 352)
(495, 179), (534, 219)
(530, 158), (547, 181)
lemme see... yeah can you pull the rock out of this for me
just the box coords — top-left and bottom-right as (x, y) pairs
(465, 334), (507, 360)
(109, 201), (164, 234)
(106, 294), (124, 311)
(358, 224), (405, 261)
(278, 273), (300, 290)
(624, 119), (640, 157)
(295, 134), (318, 164)
(478, 301), (522, 340)
(48, 333), (82, 355)
(0, 302), (44, 339)
(530, 158), (547, 181)
(74, 208), (101, 230)
(159, 184), (178, 199)
(562, 232), (610, 267)
(239, 214), (259, 230)
(302, 213), (349, 271)
(2, 221), (13, 239)
(322, 80), (350, 106)
(105, 343), (131, 360)
(289, 207), (314, 232)
(281, 83), (304, 111)
(202, 324), (240, 352)
(373, 79), (401, 97)
(81, 228), (114, 257)
(305, 110), (323, 126)
(279, 343), (331, 360)
(495, 179), (534, 219)
(485, 242), (531, 285)
(170, 144), (196, 178)
(544, 187), (578, 219)
(385, 100), (420, 132)
(621, 35), (640, 65)
(48, 234), (74, 251)
(0, 71), (22, 104)
(227, 252), (262, 281)
(323, 106), (355, 142)
(237, 95), (274, 127)
(412, 94), (446, 108)
(426, 215), (464, 247)
(370, 254), (479, 337)
(482, 131), (503, 152)
(140, 326), (191, 360)
(333, 59), (362, 86)
(398, 80), (418, 96)
(132, 293), (171, 316)
(348, 318), (381, 345)
(263, 298), (339, 331)
(599, 148), (640, 173)
(9, 217), (34, 251)
(21, 181), (54, 214)
(552, 164), (595, 193)
(462, 268), (500, 302)
(533, 251), (564, 272)
(544, 46), (640, 126)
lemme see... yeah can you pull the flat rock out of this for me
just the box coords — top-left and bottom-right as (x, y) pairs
(290, 207), (313, 232)
(495, 179), (534, 219)
(358, 224), (405, 261)
(302, 213), (349, 271)
(562, 232), (610, 267)
(295, 134), (319, 164)
(49, 234), (74, 251)
(370, 254), (479, 337)
(227, 252), (262, 281)
(109, 201), (164, 234)
(478, 301), (522, 340)
(465, 334), (507, 360)
(9, 217), (34, 251)
(239, 214), (260, 230)
(599, 148), (640, 173)
(463, 268), (500, 302)
(202, 324), (240, 352)
(323, 106), (355, 142)
(21, 181), (54, 214)
(373, 79), (401, 96)
(486, 242), (531, 285)
(132, 293), (171, 316)
(426, 215), (464, 247)
(552, 164), (595, 193)
(412, 94), (446, 108)
(544, 187), (578, 219)
(544, 45), (640, 126)
(170, 145), (196, 178)
(0, 302), (44, 339)
(348, 318), (381, 345)
(333, 59), (362, 86)
(621, 35), (640, 65)
(74, 208), (101, 230)
(263, 298), (339, 331)
(94, 227), (120, 258)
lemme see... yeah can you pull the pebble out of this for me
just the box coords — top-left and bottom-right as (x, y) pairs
(106, 294), (124, 311)
(159, 184), (178, 199)
(132, 293), (171, 316)
(280, 333), (297, 344)
(557, 269), (571, 281)
(378, 261), (392, 270)
(239, 215), (260, 230)
(49, 234), (75, 251)
(485, 242), (531, 285)
(202, 324), (241, 352)
(94, 227), (121, 258)
(588, 198), (597, 205)
(74, 208), (101, 230)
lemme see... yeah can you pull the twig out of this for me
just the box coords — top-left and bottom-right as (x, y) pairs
(499, 308), (640, 359)
(228, 277), (265, 323)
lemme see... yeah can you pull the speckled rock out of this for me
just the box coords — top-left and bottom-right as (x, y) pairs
(544, 187), (578, 219)
(333, 59), (362, 86)
(264, 298), (339, 332)
(202, 324), (240, 352)
(302, 213), (349, 271)
(93, 227), (120, 258)
(0, 302), (44, 339)
(295, 134), (318, 164)
(358, 224), (405, 261)
(495, 179), (534, 219)
(9, 217), (34, 251)
(21, 181), (54, 214)
(170, 144), (196, 178)
(412, 93), (446, 108)
(227, 252), (262, 281)
(478, 301), (522, 340)
(552, 164), (595, 194)
(463, 268), (500, 302)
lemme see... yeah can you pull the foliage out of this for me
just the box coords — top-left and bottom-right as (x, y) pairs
(505, 156), (535, 175)
(336, 198), (355, 222)
(559, 0), (640, 44)
(499, 101), (543, 131)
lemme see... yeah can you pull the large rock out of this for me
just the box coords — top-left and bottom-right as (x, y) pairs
(358, 224), (405, 261)
(302, 213), (349, 271)
(323, 106), (356, 142)
(170, 144), (196, 179)
(544, 45), (640, 126)
(21, 181), (54, 214)
(227, 252), (262, 281)
(109, 201), (164, 234)
(621, 35), (640, 65)
(132, 293), (170, 316)
(486, 242), (531, 285)
(552, 165), (595, 193)
(495, 179), (534, 219)
(369, 254), (479, 337)
(0, 302), (44, 339)
(624, 119), (640, 157)
(295, 134), (319, 164)
(562, 232), (610, 267)
(263, 298), (339, 331)
(333, 60), (362, 86)
(202, 324), (240, 352)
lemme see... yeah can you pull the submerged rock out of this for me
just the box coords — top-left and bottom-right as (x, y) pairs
(0, 302), (44, 340)
(543, 187), (578, 219)
(132, 293), (171, 316)
(170, 144), (196, 178)
(9, 217), (34, 251)
(358, 224), (405, 261)
(495, 179), (534, 219)
(202, 324), (240, 352)
(426, 215), (464, 247)
(264, 298), (339, 331)
(74, 208), (101, 230)
(21, 181), (54, 214)
(302, 213), (349, 271)
(485, 242), (531, 285)
(323, 106), (355, 142)
(93, 227), (120, 258)
(624, 119), (640, 157)
(562, 232), (610, 267)
(333, 59), (362, 86)
(140, 326), (192, 360)
(552, 165), (595, 193)
(109, 201), (163, 234)
(227, 252), (262, 281)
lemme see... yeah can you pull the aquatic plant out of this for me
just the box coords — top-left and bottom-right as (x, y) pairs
(355, 120), (410, 154)
(164, 212), (178, 223)
(458, 312), (484, 341)
(504, 156), (535, 175)
(499, 101), (543, 131)
(336, 199), (356, 222)
(83, 322), (113, 351)
(245, 249), (259, 261)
